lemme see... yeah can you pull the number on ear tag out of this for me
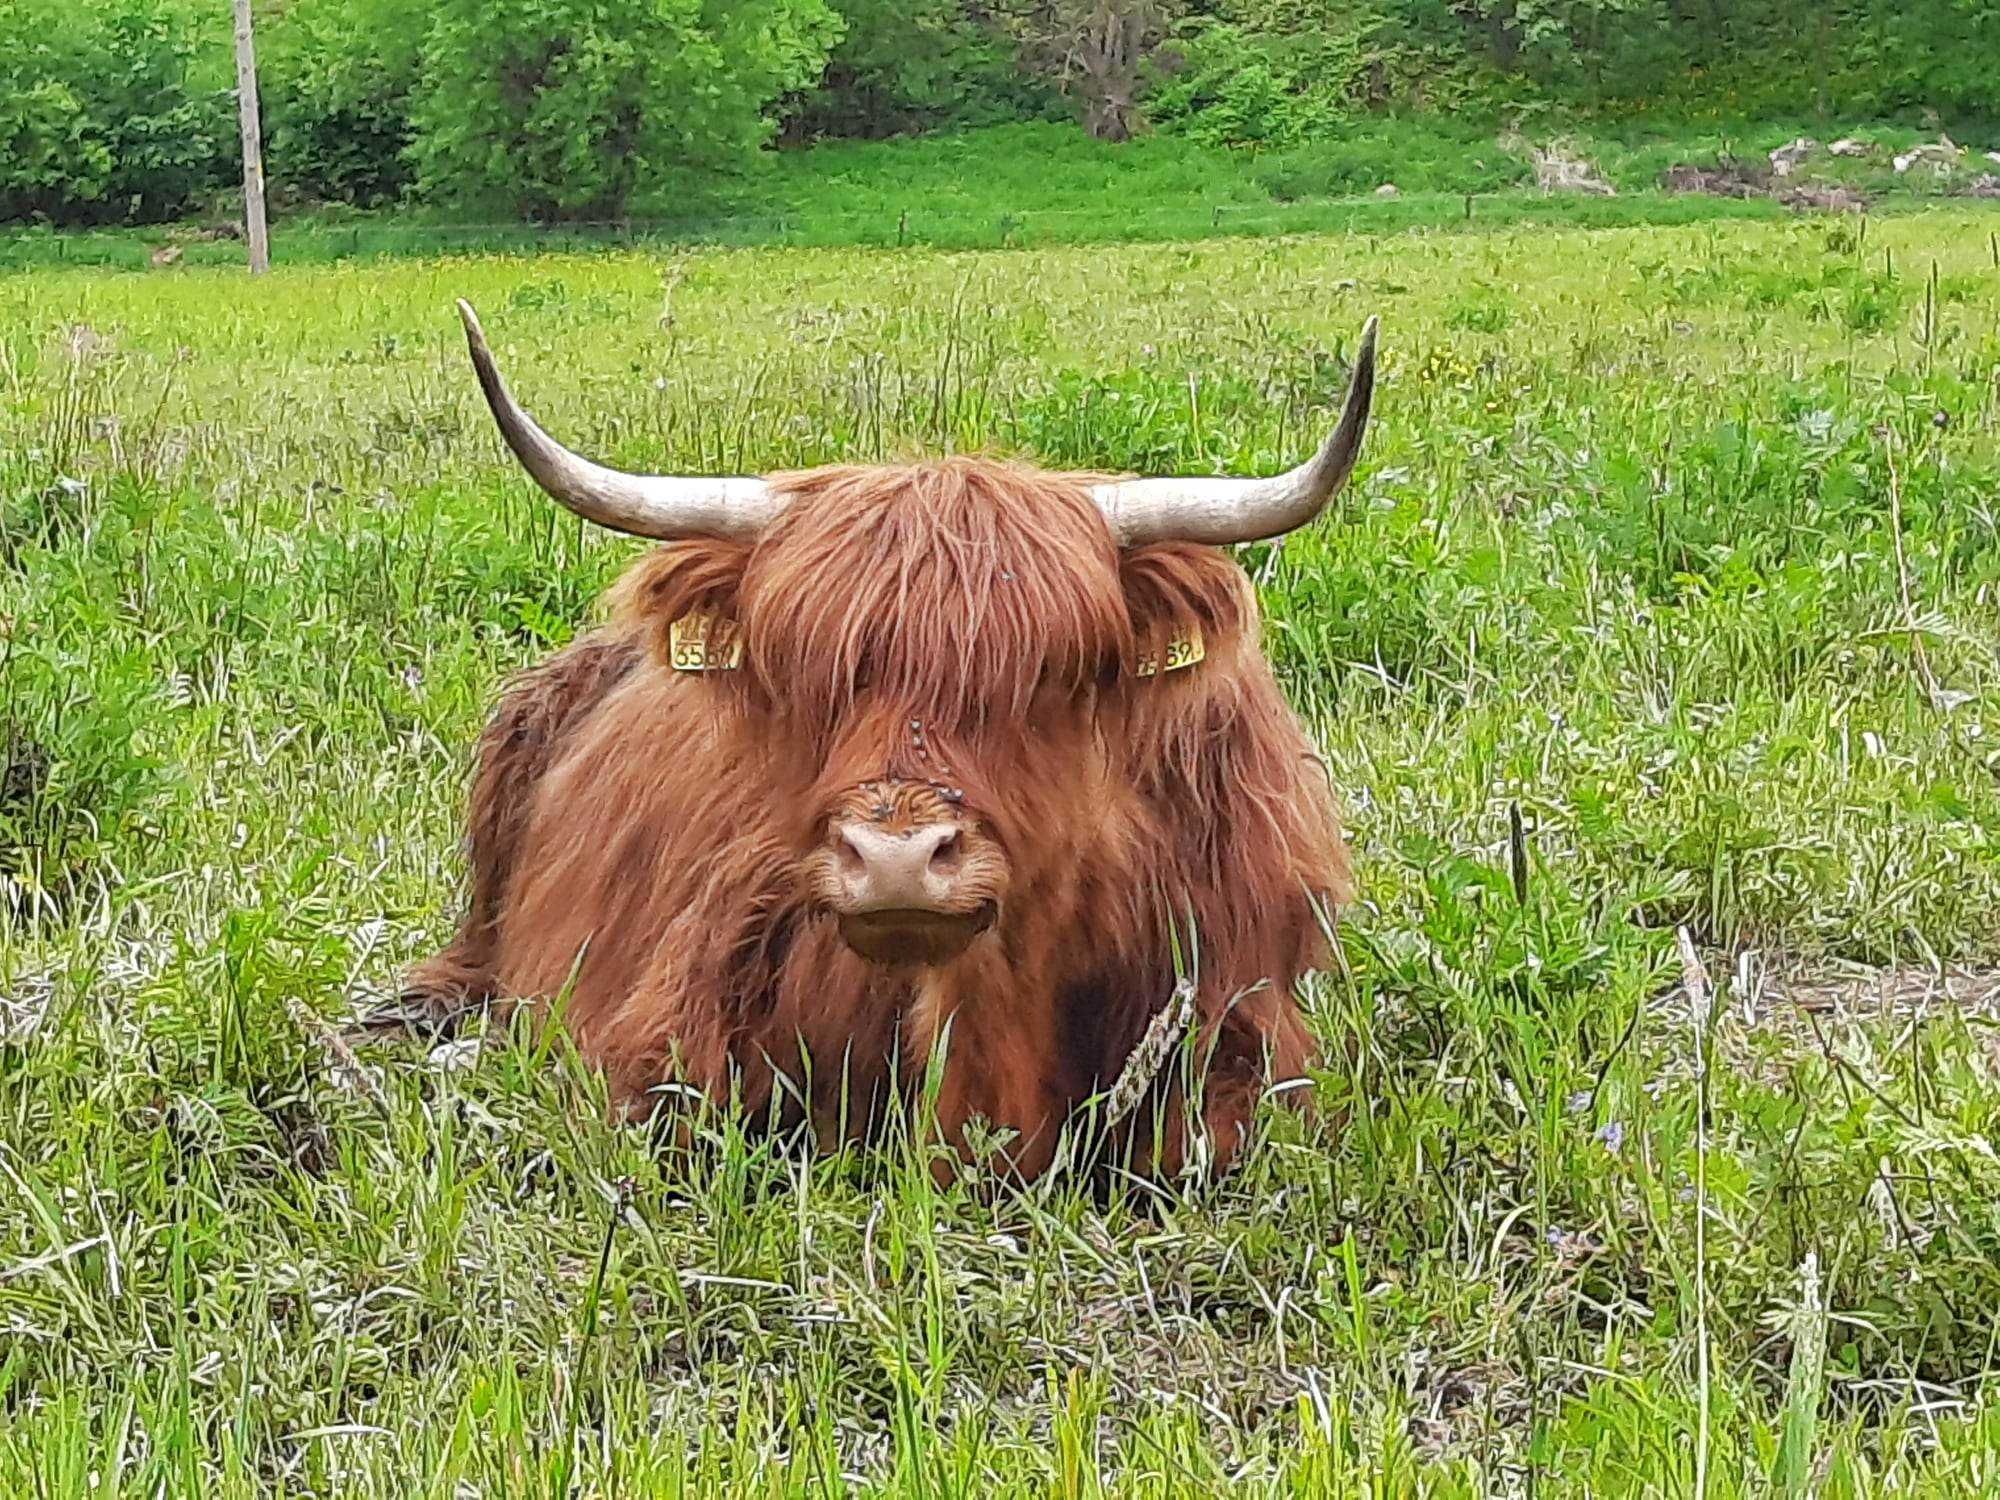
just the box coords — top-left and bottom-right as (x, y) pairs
(1133, 625), (1204, 678)
(669, 613), (743, 671)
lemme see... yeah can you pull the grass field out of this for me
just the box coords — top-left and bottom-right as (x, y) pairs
(3, 207), (2000, 1493)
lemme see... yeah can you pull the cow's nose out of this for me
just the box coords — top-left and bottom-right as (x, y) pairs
(833, 821), (966, 913)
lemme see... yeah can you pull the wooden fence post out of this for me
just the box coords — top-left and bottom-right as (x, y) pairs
(232, 0), (270, 274)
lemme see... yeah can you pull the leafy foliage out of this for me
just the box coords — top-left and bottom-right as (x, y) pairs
(781, 0), (1055, 139)
(408, 0), (842, 221)
(1, 0), (1997, 226)
(0, 0), (233, 225)
(259, 0), (422, 208)
(1147, 19), (1377, 149)
(1151, 0), (2000, 149)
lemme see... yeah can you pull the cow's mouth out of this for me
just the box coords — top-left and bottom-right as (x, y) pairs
(837, 902), (997, 966)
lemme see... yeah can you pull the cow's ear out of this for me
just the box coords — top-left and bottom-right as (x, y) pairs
(607, 541), (752, 669)
(1118, 543), (1253, 680)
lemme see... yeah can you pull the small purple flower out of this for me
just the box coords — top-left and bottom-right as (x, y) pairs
(1596, 1120), (1625, 1152)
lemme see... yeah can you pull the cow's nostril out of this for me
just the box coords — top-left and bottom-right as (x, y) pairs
(836, 834), (867, 878)
(928, 831), (963, 877)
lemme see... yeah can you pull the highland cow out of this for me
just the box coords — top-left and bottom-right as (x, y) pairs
(397, 300), (1378, 1181)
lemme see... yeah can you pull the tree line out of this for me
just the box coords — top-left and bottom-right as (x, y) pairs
(3, 0), (1993, 228)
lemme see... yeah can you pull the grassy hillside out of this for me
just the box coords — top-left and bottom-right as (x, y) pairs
(8, 117), (2000, 268)
(3, 211), (2000, 1491)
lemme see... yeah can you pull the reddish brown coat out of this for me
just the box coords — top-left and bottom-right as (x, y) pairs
(407, 458), (1352, 1179)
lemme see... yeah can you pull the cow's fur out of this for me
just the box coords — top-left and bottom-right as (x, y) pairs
(405, 457), (1351, 1179)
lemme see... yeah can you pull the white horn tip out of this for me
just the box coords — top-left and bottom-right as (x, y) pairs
(455, 298), (486, 346)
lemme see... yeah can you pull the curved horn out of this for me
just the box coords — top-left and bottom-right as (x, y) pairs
(1091, 316), (1378, 547)
(455, 299), (783, 541)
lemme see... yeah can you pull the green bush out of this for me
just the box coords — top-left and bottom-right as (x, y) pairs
(0, 0), (233, 225)
(261, 0), (421, 208)
(1147, 0), (1999, 150)
(781, 0), (1056, 140)
(1147, 22), (1361, 150)
(409, 0), (843, 221)
(0, 79), (113, 219)
(1627, 0), (2000, 119)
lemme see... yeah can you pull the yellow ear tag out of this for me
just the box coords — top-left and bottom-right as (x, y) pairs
(1133, 624), (1204, 678)
(668, 613), (744, 671)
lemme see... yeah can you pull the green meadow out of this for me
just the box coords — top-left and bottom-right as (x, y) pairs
(3, 207), (2000, 1493)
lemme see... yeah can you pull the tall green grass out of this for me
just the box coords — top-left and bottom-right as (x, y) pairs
(2, 210), (1999, 1492)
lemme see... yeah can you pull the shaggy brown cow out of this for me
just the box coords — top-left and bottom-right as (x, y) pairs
(399, 300), (1378, 1181)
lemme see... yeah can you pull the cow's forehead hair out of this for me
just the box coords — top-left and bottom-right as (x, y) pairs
(738, 458), (1133, 737)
